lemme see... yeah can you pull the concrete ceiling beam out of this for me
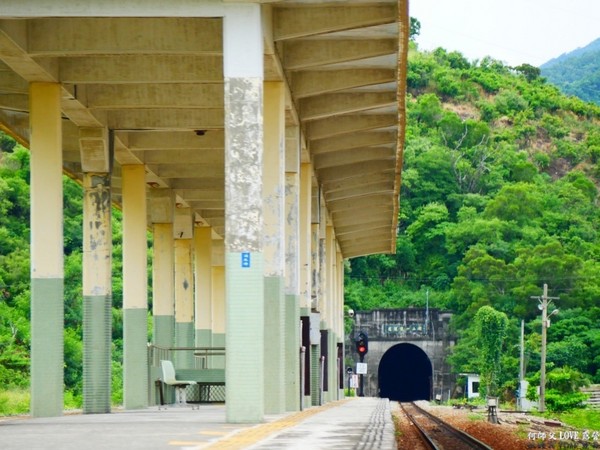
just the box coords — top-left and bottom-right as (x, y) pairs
(306, 114), (397, 140)
(300, 91), (397, 121)
(310, 130), (396, 154)
(135, 149), (223, 165)
(27, 18), (222, 56)
(282, 39), (396, 70)
(318, 160), (394, 183)
(327, 193), (393, 213)
(314, 146), (394, 170)
(274, 5), (397, 41)
(292, 68), (395, 98)
(324, 181), (393, 202)
(82, 83), (224, 109)
(123, 130), (224, 150)
(104, 108), (224, 130)
(322, 172), (395, 193)
(153, 163), (224, 178)
(57, 55), (223, 84)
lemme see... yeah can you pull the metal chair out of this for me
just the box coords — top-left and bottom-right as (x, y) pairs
(160, 360), (197, 408)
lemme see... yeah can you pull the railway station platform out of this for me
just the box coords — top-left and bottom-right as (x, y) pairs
(0, 397), (397, 450)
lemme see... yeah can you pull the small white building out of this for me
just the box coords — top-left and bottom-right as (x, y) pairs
(461, 373), (480, 399)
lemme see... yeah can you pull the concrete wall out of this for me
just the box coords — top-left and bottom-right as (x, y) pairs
(347, 308), (457, 401)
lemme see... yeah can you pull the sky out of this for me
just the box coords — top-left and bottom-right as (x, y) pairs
(408, 0), (600, 67)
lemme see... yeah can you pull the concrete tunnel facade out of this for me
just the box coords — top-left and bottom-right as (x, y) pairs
(349, 308), (456, 401)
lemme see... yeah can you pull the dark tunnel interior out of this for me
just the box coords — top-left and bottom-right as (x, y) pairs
(378, 343), (432, 401)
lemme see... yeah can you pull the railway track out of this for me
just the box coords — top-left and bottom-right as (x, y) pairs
(400, 402), (493, 450)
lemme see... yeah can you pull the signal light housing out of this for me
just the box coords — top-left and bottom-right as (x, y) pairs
(355, 331), (368, 357)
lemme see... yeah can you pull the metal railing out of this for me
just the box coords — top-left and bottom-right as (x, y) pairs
(148, 344), (226, 369)
(148, 344), (227, 405)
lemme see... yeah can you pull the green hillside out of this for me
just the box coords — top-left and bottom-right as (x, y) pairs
(2, 39), (600, 413)
(346, 44), (600, 406)
(541, 37), (600, 105)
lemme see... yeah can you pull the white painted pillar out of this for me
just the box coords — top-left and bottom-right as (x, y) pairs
(263, 81), (285, 414)
(194, 226), (213, 364)
(173, 207), (194, 369)
(150, 190), (175, 350)
(299, 163), (313, 408)
(212, 239), (226, 369)
(80, 127), (112, 414)
(325, 224), (335, 402)
(284, 126), (301, 412)
(336, 249), (344, 398)
(223, 4), (265, 423)
(122, 164), (148, 410)
(82, 170), (112, 414)
(29, 82), (64, 417)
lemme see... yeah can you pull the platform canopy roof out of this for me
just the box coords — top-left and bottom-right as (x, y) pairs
(0, 0), (407, 259)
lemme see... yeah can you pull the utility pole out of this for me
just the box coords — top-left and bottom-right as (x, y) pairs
(531, 284), (559, 413)
(518, 319), (525, 411)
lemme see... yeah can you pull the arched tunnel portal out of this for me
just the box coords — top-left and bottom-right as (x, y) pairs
(378, 343), (432, 401)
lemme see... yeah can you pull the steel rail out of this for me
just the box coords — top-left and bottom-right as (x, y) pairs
(400, 402), (494, 450)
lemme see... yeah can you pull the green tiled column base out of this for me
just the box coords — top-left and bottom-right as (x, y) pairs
(310, 344), (321, 406)
(212, 333), (226, 369)
(195, 329), (212, 368)
(153, 315), (174, 348)
(83, 295), (112, 413)
(149, 316), (173, 405)
(31, 278), (64, 417)
(284, 294), (300, 411)
(226, 252), (264, 423)
(123, 308), (148, 410)
(174, 321), (194, 369)
(264, 276), (284, 414)
(328, 330), (336, 402)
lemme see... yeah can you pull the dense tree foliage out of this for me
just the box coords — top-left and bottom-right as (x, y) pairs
(541, 37), (600, 106)
(473, 306), (509, 397)
(0, 144), (133, 407)
(1, 35), (600, 412)
(346, 43), (600, 408)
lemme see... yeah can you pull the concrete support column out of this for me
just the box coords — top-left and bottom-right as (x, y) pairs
(79, 127), (113, 414)
(122, 165), (148, 410)
(212, 239), (226, 369)
(318, 198), (327, 316)
(263, 81), (285, 414)
(152, 224), (175, 347)
(310, 186), (320, 312)
(82, 171), (112, 414)
(174, 207), (194, 369)
(336, 251), (345, 398)
(309, 190), (321, 406)
(284, 126), (301, 412)
(299, 164), (313, 312)
(29, 82), (64, 417)
(150, 190), (175, 350)
(194, 226), (213, 365)
(223, 4), (264, 423)
(299, 163), (313, 408)
(325, 225), (335, 403)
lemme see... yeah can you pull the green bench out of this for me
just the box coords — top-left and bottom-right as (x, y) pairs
(157, 368), (225, 405)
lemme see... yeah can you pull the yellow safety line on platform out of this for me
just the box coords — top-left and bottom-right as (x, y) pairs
(198, 431), (229, 436)
(202, 400), (350, 450)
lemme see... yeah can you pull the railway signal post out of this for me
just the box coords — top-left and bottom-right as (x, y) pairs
(356, 332), (368, 397)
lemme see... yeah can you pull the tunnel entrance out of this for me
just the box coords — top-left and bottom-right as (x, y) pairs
(378, 343), (432, 401)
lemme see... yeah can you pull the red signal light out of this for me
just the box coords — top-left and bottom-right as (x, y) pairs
(358, 345), (366, 354)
